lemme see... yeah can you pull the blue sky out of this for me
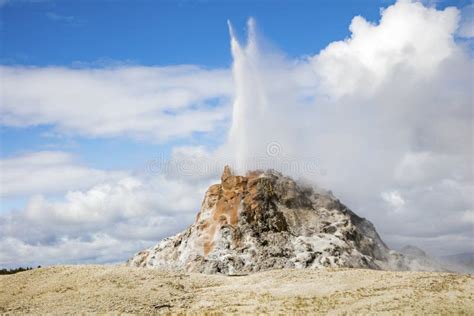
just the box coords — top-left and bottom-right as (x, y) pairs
(4, 0), (471, 61)
(0, 0), (472, 267)
(0, 0), (470, 162)
(3, 0), (469, 67)
(0, 0), (405, 190)
(0, 0), (468, 164)
(1, 0), (403, 67)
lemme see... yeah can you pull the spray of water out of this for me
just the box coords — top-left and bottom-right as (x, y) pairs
(219, 2), (473, 257)
(226, 18), (308, 174)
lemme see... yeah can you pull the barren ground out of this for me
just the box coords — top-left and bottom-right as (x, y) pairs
(0, 265), (472, 314)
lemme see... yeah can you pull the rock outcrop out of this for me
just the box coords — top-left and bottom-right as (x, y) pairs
(128, 166), (440, 274)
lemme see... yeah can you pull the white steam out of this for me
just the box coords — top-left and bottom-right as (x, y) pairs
(227, 18), (312, 174)
(0, 0), (472, 266)
(224, 0), (473, 255)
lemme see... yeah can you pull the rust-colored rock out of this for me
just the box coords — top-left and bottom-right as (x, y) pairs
(128, 167), (443, 274)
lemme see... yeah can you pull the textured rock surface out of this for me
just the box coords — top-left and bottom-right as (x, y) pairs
(128, 166), (441, 274)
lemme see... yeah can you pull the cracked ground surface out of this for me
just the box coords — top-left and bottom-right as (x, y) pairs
(1, 265), (472, 314)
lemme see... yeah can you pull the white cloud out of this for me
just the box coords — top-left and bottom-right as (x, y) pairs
(457, 4), (474, 38)
(312, 0), (459, 98)
(0, 235), (146, 266)
(382, 190), (405, 209)
(45, 12), (76, 23)
(0, 151), (127, 198)
(462, 210), (474, 224)
(226, 0), (473, 256)
(44, 12), (83, 26)
(393, 151), (469, 186)
(0, 65), (232, 142)
(0, 169), (213, 267)
(0, 0), (53, 8)
(1, 0), (473, 266)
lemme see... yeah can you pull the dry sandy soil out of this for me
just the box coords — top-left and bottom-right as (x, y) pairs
(0, 265), (472, 314)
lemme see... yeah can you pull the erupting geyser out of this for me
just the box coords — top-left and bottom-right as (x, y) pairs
(128, 166), (441, 274)
(226, 18), (303, 173)
(128, 19), (445, 274)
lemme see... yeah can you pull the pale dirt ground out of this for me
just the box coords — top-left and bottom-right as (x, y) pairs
(0, 265), (472, 314)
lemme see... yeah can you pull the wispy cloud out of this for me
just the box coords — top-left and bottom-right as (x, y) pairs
(1, 0), (52, 8)
(0, 151), (128, 198)
(0, 65), (233, 142)
(0, 0), (472, 267)
(45, 12), (76, 23)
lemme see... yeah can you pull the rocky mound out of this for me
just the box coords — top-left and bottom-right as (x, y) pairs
(128, 166), (440, 274)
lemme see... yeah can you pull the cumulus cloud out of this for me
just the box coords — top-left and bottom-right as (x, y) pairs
(0, 235), (141, 266)
(312, 1), (460, 98)
(0, 169), (212, 267)
(0, 65), (232, 142)
(0, 151), (127, 198)
(226, 0), (473, 255)
(457, 4), (474, 38)
(381, 191), (405, 209)
(0, 0), (472, 266)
